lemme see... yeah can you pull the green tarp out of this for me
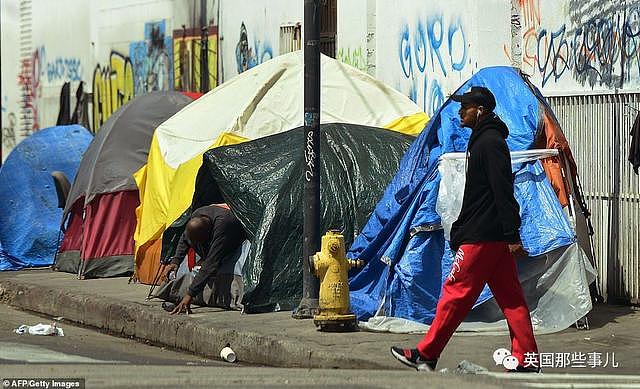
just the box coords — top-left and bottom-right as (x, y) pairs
(170, 123), (414, 312)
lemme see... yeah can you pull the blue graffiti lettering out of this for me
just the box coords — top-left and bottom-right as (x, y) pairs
(427, 15), (447, 76)
(399, 25), (413, 78)
(254, 38), (274, 66)
(537, 25), (571, 86)
(415, 21), (428, 73)
(129, 20), (173, 96)
(397, 15), (469, 115)
(429, 80), (445, 116)
(448, 17), (468, 71)
(46, 57), (83, 82)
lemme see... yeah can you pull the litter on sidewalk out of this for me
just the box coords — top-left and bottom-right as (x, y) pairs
(14, 322), (65, 336)
(220, 343), (237, 363)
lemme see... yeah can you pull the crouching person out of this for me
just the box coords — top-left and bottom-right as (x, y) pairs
(161, 203), (246, 315)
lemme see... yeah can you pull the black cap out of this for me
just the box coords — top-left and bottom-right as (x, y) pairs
(450, 86), (496, 111)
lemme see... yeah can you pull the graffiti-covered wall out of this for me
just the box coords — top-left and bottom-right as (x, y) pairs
(90, 1), (185, 132)
(375, 0), (511, 116)
(513, 0), (640, 93)
(31, 0), (93, 133)
(219, 0), (300, 82)
(0, 0), (208, 158)
(3, 0), (640, 159)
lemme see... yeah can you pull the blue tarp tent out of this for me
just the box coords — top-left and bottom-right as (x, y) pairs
(0, 125), (92, 271)
(348, 67), (594, 332)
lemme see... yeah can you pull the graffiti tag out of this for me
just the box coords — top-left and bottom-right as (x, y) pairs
(235, 22), (273, 74)
(337, 47), (367, 71)
(92, 51), (134, 132)
(305, 132), (315, 182)
(518, 1), (640, 88)
(46, 57), (82, 83)
(398, 15), (469, 115)
(2, 112), (17, 149)
(17, 48), (43, 136)
(130, 20), (173, 95)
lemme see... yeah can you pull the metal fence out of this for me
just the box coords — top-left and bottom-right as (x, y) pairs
(279, 24), (302, 55)
(548, 93), (640, 304)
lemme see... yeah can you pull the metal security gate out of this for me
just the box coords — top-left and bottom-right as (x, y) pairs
(319, 0), (336, 58)
(548, 93), (640, 304)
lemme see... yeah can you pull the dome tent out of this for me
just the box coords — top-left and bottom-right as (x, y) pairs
(133, 50), (429, 283)
(349, 67), (596, 334)
(55, 91), (195, 278)
(0, 125), (92, 271)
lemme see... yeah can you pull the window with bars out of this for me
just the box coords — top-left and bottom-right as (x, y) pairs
(279, 23), (302, 54)
(319, 0), (337, 58)
(280, 1), (336, 57)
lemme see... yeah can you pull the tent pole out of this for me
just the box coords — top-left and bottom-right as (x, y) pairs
(293, 0), (321, 319)
(147, 263), (166, 300)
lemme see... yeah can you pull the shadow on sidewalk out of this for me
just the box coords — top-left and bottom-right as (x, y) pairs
(583, 302), (637, 330)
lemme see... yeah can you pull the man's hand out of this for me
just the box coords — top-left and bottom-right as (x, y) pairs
(508, 242), (529, 258)
(160, 263), (178, 282)
(170, 294), (193, 315)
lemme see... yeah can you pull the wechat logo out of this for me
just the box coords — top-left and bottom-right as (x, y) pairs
(493, 348), (519, 370)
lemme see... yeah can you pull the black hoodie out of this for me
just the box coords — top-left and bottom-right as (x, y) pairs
(449, 113), (521, 252)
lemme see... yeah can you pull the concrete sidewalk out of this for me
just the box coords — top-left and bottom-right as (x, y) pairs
(1, 269), (639, 375)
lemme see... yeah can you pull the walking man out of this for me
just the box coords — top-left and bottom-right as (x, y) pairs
(390, 86), (539, 372)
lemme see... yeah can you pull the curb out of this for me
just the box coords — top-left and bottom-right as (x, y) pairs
(0, 279), (389, 369)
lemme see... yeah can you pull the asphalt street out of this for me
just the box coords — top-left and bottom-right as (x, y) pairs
(0, 304), (507, 388)
(0, 304), (230, 366)
(2, 304), (639, 388)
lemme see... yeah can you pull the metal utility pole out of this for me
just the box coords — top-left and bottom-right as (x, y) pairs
(200, 0), (209, 93)
(293, 0), (321, 319)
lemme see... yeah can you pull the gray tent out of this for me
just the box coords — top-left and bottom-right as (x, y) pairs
(55, 91), (195, 278)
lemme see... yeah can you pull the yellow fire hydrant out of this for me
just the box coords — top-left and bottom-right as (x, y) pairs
(311, 231), (363, 331)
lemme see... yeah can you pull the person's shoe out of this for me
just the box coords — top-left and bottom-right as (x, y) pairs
(390, 346), (437, 371)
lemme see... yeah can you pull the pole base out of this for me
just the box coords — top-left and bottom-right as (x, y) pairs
(313, 313), (358, 332)
(292, 298), (320, 319)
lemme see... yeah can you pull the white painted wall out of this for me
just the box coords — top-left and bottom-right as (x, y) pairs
(1, 0), (204, 145)
(219, 0), (302, 82)
(31, 0), (92, 130)
(91, 0), (179, 63)
(337, 0), (368, 72)
(1, 0), (21, 161)
(476, 0), (513, 69)
(375, 0), (512, 116)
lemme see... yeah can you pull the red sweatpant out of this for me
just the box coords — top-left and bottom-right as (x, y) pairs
(417, 242), (538, 365)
